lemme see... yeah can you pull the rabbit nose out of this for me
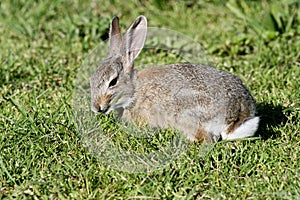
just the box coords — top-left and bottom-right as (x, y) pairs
(91, 104), (108, 114)
(91, 105), (100, 113)
(99, 106), (108, 113)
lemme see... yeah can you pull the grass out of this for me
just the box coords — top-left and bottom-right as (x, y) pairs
(0, 0), (300, 199)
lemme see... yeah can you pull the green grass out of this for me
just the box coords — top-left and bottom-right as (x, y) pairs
(1, 0), (300, 199)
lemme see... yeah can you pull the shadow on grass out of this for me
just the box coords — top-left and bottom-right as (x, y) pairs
(256, 102), (288, 140)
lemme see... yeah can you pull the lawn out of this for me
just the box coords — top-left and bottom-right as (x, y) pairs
(0, 0), (300, 199)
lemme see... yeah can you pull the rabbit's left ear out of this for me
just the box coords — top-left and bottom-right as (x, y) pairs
(123, 15), (147, 73)
(109, 16), (122, 56)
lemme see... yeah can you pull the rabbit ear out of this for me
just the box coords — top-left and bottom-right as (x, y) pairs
(123, 15), (147, 73)
(109, 16), (122, 56)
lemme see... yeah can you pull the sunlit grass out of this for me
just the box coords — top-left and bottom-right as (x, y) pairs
(0, 0), (299, 199)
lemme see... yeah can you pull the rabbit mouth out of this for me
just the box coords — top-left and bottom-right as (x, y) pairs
(91, 103), (110, 114)
(101, 106), (110, 114)
(102, 94), (122, 114)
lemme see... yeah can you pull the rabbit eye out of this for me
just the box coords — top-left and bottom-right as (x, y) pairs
(108, 76), (118, 88)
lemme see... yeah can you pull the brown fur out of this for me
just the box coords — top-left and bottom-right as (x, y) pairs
(195, 128), (211, 144)
(137, 67), (168, 80)
(95, 93), (112, 108)
(226, 113), (249, 134)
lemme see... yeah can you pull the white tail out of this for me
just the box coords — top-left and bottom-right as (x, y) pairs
(222, 117), (260, 140)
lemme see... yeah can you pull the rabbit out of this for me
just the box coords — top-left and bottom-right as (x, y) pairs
(90, 15), (259, 143)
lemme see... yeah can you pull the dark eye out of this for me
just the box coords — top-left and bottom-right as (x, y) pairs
(108, 76), (118, 88)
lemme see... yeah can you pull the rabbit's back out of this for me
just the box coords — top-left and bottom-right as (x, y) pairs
(123, 63), (256, 141)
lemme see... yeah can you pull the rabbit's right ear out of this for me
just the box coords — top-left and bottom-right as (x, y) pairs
(109, 16), (122, 57)
(123, 15), (147, 73)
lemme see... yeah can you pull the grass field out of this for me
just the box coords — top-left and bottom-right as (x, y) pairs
(1, 0), (300, 199)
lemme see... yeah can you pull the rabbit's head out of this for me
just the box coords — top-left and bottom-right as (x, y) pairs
(90, 16), (147, 114)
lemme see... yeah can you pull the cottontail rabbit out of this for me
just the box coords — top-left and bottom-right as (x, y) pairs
(90, 16), (259, 143)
